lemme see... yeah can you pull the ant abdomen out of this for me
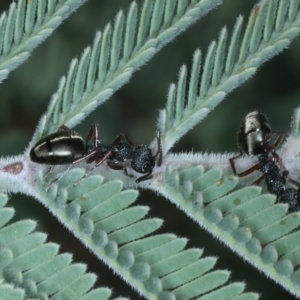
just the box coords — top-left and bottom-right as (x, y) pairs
(237, 111), (272, 155)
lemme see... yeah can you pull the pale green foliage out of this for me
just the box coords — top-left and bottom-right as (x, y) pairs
(0, 0), (300, 299)
(0, 193), (114, 299)
(37, 169), (257, 299)
(156, 159), (300, 296)
(36, 0), (223, 137)
(0, 0), (88, 83)
(152, 0), (300, 297)
(157, 0), (300, 152)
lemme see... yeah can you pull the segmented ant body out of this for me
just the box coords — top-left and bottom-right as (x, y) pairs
(230, 111), (300, 212)
(30, 124), (162, 183)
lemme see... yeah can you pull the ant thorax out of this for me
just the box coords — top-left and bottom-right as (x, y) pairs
(110, 142), (133, 163)
(258, 154), (286, 195)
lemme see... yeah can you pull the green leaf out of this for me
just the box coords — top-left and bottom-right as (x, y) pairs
(173, 271), (229, 299)
(0, 220), (36, 244)
(38, 264), (87, 295)
(155, 147), (300, 297)
(0, 0), (89, 82)
(158, 0), (300, 153)
(0, 196), (113, 299)
(197, 283), (248, 300)
(39, 0), (223, 135)
(25, 165), (256, 299)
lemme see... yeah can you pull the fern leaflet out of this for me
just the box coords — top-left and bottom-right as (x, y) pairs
(39, 0), (223, 137)
(157, 0), (300, 153)
(0, 0), (88, 83)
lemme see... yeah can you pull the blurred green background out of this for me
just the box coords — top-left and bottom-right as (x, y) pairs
(1, 0), (300, 299)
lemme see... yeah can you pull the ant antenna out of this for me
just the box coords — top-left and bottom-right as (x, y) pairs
(155, 130), (163, 166)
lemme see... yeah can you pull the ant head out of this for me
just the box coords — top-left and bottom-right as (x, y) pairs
(237, 111), (272, 155)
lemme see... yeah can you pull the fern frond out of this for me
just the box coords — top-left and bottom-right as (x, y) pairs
(153, 151), (300, 297)
(158, 0), (300, 152)
(0, 193), (117, 299)
(40, 0), (223, 136)
(29, 169), (259, 299)
(0, 0), (88, 84)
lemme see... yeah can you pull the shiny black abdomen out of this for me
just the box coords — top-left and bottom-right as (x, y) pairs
(30, 131), (85, 164)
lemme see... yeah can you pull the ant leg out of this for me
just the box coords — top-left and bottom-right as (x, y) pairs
(272, 133), (284, 151)
(136, 171), (152, 183)
(94, 150), (112, 168)
(122, 134), (135, 146)
(124, 168), (134, 178)
(236, 162), (261, 177)
(252, 174), (265, 185)
(107, 161), (134, 178)
(229, 153), (242, 176)
(66, 148), (100, 167)
(262, 131), (275, 148)
(74, 150), (113, 186)
(289, 178), (300, 188)
(111, 133), (135, 146)
(269, 122), (291, 158)
(111, 134), (124, 145)
(282, 170), (289, 178)
(48, 149), (101, 186)
(154, 130), (162, 166)
(107, 161), (125, 170)
(281, 169), (300, 189)
(44, 166), (53, 178)
(42, 166), (53, 186)
(47, 164), (73, 187)
(86, 123), (99, 148)
(268, 133), (284, 163)
(261, 130), (283, 159)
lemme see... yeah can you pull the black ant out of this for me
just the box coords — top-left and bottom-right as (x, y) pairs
(229, 111), (300, 212)
(30, 124), (162, 183)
